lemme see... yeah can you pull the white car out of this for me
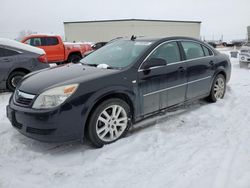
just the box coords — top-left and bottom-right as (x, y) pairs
(239, 43), (250, 67)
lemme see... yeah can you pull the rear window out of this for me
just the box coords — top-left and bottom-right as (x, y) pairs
(43, 37), (59, 46)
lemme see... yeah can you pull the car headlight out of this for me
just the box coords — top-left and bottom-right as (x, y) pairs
(32, 84), (79, 109)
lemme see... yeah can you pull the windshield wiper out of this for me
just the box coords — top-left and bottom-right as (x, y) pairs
(81, 63), (98, 67)
(81, 63), (119, 69)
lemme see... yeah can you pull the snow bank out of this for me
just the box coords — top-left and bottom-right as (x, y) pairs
(0, 49), (250, 188)
(0, 38), (45, 55)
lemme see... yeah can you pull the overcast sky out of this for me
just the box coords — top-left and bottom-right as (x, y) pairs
(0, 0), (250, 41)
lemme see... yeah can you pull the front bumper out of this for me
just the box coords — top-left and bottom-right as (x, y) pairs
(6, 100), (85, 143)
(239, 54), (250, 63)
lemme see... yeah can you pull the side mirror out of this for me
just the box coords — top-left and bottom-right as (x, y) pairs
(141, 58), (167, 70)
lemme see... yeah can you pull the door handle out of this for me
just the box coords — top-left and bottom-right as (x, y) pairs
(209, 61), (215, 66)
(3, 58), (10, 62)
(178, 66), (185, 73)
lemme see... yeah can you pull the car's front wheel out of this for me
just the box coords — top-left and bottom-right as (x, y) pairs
(206, 74), (226, 102)
(7, 71), (27, 91)
(87, 98), (131, 148)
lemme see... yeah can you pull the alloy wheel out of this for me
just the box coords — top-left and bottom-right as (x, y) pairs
(96, 105), (128, 142)
(213, 77), (225, 99)
(11, 75), (23, 88)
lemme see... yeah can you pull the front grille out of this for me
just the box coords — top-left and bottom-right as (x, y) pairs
(16, 97), (33, 105)
(14, 90), (36, 107)
(241, 50), (250, 53)
(26, 127), (56, 135)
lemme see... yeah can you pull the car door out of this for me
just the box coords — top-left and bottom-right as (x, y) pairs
(180, 41), (215, 99)
(137, 41), (187, 116)
(164, 42), (187, 107)
(41, 37), (64, 62)
(0, 47), (19, 82)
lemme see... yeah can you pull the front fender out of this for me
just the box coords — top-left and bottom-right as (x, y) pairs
(80, 85), (136, 136)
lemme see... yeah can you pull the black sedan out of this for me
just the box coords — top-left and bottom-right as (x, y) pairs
(0, 38), (49, 91)
(7, 36), (231, 147)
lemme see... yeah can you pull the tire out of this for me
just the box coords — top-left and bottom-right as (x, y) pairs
(67, 54), (82, 63)
(7, 71), (27, 92)
(56, 62), (64, 65)
(206, 74), (226, 102)
(87, 98), (131, 148)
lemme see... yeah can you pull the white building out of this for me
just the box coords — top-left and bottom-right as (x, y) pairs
(64, 19), (201, 42)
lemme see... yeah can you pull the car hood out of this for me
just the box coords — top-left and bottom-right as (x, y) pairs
(18, 63), (118, 94)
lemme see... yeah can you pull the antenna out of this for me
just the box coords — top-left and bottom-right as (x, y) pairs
(131, 35), (136, 41)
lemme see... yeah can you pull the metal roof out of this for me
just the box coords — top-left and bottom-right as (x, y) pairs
(64, 19), (201, 24)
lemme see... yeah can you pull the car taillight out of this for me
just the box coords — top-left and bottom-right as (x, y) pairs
(38, 55), (48, 63)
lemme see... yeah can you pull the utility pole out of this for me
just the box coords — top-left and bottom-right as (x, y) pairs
(248, 26), (250, 43)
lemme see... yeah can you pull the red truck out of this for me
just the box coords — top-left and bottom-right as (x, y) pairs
(21, 34), (92, 63)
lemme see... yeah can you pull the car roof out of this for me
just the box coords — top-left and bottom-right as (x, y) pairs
(0, 38), (45, 55)
(122, 36), (203, 43)
(24, 33), (58, 37)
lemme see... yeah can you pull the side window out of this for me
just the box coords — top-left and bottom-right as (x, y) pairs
(26, 38), (42, 46)
(149, 42), (181, 64)
(42, 37), (59, 46)
(0, 47), (19, 58)
(181, 41), (205, 60)
(202, 45), (213, 56)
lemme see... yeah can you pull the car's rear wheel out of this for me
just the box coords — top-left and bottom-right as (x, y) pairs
(7, 71), (26, 91)
(206, 74), (226, 102)
(87, 98), (131, 148)
(67, 54), (82, 63)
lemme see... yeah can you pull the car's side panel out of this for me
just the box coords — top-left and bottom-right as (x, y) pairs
(0, 48), (21, 89)
(137, 67), (168, 115)
(165, 62), (187, 107)
(78, 85), (136, 136)
(185, 57), (214, 99)
(0, 55), (14, 84)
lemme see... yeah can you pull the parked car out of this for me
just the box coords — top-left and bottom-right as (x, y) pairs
(0, 38), (49, 91)
(7, 36), (231, 147)
(21, 34), (92, 63)
(239, 43), (250, 67)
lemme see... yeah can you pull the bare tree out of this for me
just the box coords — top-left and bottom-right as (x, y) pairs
(16, 30), (36, 41)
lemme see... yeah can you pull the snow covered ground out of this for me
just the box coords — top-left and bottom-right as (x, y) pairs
(0, 49), (250, 188)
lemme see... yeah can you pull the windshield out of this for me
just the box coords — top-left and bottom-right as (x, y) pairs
(81, 40), (152, 68)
